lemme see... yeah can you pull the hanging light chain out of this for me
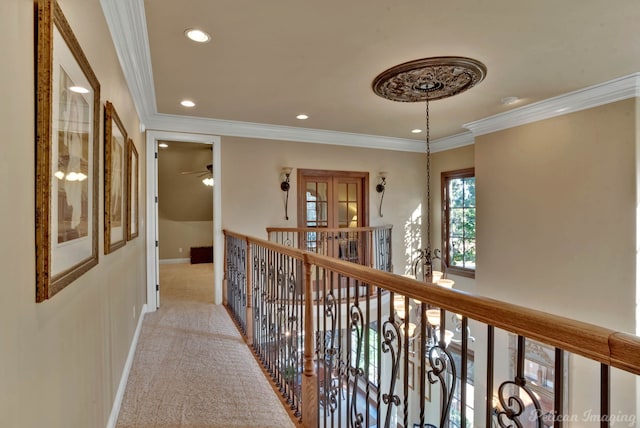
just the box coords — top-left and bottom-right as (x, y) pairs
(425, 98), (431, 253)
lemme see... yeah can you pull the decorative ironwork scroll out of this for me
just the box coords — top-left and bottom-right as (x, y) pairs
(381, 318), (401, 428)
(349, 304), (365, 428)
(427, 342), (456, 427)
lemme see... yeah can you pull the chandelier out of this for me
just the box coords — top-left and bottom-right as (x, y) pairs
(372, 56), (486, 283)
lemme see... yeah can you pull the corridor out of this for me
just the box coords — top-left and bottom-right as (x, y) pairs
(116, 263), (297, 428)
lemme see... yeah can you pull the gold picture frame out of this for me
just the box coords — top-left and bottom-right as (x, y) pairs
(104, 101), (127, 254)
(35, 0), (100, 302)
(126, 138), (139, 240)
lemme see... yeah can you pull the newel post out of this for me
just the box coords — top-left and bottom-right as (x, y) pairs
(301, 254), (318, 427)
(245, 238), (253, 345)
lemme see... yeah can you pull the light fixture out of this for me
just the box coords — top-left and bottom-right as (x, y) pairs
(202, 177), (214, 187)
(375, 171), (387, 217)
(374, 60), (484, 426)
(280, 167), (293, 220)
(411, 129), (422, 134)
(158, 142), (169, 148)
(296, 114), (308, 120)
(373, 56), (486, 284)
(184, 28), (211, 43)
(180, 100), (195, 107)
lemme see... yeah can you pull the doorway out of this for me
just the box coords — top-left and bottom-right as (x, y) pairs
(145, 130), (222, 311)
(297, 169), (369, 263)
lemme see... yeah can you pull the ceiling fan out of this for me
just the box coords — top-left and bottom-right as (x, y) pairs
(181, 164), (213, 186)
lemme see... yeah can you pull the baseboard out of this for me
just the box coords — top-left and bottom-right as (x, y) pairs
(159, 258), (190, 264)
(106, 303), (148, 428)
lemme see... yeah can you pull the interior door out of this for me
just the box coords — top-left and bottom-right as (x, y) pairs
(298, 169), (369, 260)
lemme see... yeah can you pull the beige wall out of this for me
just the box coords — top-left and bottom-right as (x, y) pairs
(159, 218), (213, 260)
(0, 0), (147, 427)
(476, 99), (636, 330)
(221, 136), (426, 274)
(475, 99), (637, 423)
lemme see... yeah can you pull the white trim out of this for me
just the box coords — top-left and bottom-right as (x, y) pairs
(100, 0), (156, 125)
(106, 304), (147, 428)
(464, 73), (640, 136)
(430, 132), (475, 153)
(159, 258), (190, 265)
(144, 113), (426, 152)
(145, 131), (223, 310)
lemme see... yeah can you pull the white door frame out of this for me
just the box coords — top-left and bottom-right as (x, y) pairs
(145, 130), (222, 311)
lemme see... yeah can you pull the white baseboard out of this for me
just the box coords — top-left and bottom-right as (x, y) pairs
(106, 303), (148, 428)
(159, 258), (190, 264)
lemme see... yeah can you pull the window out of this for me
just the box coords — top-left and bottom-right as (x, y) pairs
(351, 322), (379, 382)
(442, 168), (475, 277)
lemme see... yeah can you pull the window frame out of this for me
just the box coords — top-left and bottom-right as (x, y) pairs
(441, 168), (476, 278)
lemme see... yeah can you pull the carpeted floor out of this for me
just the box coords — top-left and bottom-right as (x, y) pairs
(116, 263), (296, 428)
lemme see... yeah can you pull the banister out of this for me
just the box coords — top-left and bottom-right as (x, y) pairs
(224, 229), (640, 376)
(266, 225), (392, 233)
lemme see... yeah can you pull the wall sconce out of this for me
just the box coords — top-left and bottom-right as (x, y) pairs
(280, 167), (292, 220)
(376, 171), (387, 217)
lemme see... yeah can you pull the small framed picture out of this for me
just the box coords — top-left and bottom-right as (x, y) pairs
(35, 0), (100, 301)
(104, 101), (127, 254)
(126, 138), (139, 240)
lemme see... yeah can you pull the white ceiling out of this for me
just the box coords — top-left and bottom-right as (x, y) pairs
(103, 0), (640, 151)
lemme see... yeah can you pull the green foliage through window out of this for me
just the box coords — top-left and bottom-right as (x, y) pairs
(442, 169), (476, 274)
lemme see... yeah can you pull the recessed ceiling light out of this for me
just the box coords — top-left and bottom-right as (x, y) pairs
(158, 143), (169, 148)
(411, 129), (422, 134)
(296, 114), (309, 120)
(69, 86), (89, 94)
(501, 96), (519, 105)
(185, 28), (211, 43)
(180, 100), (195, 107)
(556, 107), (569, 113)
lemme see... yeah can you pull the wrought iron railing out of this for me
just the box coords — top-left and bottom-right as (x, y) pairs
(224, 230), (640, 428)
(267, 225), (393, 273)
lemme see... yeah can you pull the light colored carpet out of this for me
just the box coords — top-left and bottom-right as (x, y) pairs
(116, 263), (296, 428)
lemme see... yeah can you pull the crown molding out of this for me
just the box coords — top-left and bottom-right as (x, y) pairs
(144, 113), (428, 152)
(464, 73), (640, 136)
(100, 0), (156, 125)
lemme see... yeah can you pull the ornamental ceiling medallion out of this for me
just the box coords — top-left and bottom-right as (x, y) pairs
(372, 56), (487, 102)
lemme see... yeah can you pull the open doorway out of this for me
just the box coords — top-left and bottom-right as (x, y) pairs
(145, 131), (222, 311)
(157, 141), (214, 302)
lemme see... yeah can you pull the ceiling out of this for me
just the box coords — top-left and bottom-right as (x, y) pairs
(109, 0), (640, 148)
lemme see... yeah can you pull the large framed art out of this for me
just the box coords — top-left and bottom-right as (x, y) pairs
(35, 0), (100, 302)
(104, 101), (127, 254)
(126, 138), (139, 240)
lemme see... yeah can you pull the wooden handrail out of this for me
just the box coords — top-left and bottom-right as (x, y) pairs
(266, 225), (392, 233)
(224, 229), (640, 375)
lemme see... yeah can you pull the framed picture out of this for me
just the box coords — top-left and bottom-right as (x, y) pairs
(104, 101), (127, 254)
(35, 0), (100, 302)
(126, 138), (139, 240)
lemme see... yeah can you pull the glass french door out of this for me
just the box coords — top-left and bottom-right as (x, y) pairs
(297, 169), (369, 260)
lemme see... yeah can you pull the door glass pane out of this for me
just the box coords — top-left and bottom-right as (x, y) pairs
(317, 182), (327, 203)
(348, 183), (356, 200)
(348, 202), (358, 227)
(338, 183), (347, 202)
(318, 202), (328, 224)
(338, 202), (348, 227)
